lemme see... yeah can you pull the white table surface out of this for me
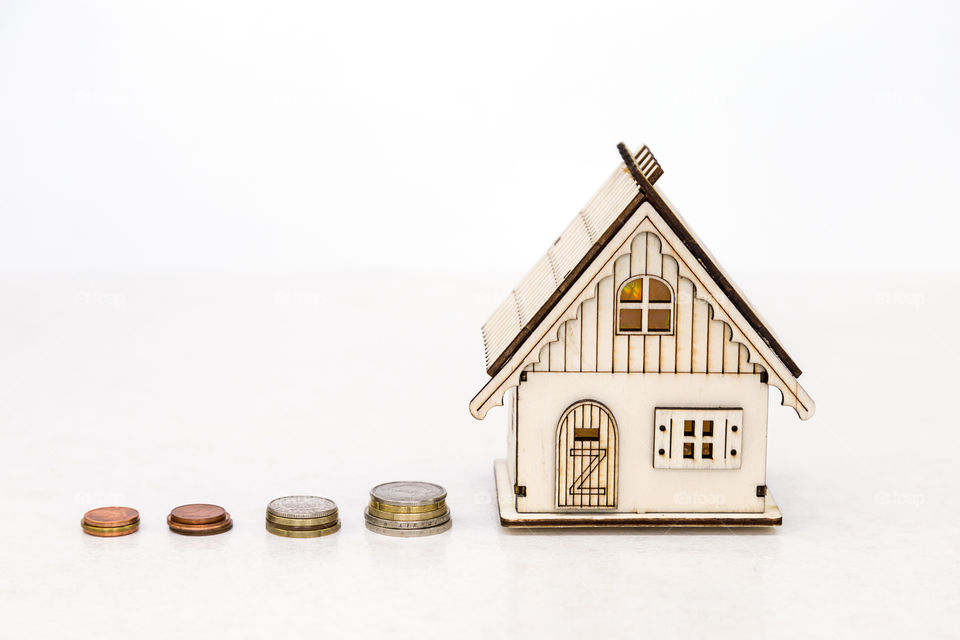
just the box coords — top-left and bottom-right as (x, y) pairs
(1, 271), (956, 639)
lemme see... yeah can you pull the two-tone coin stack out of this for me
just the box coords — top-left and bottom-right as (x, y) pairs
(167, 504), (233, 536)
(266, 496), (340, 538)
(364, 481), (451, 537)
(81, 506), (140, 537)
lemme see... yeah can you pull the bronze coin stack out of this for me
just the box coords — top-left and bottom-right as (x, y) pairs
(265, 496), (341, 538)
(364, 481), (452, 537)
(81, 506), (140, 537)
(167, 504), (233, 536)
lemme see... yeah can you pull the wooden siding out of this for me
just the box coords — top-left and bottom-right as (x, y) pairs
(527, 231), (765, 377)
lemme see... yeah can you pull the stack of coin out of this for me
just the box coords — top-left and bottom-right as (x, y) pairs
(81, 506), (140, 537)
(364, 481), (451, 537)
(265, 496), (341, 538)
(167, 504), (233, 536)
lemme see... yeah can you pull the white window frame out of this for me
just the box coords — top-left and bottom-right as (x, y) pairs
(653, 408), (743, 470)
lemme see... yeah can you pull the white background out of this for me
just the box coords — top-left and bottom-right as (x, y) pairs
(1, 1), (958, 638)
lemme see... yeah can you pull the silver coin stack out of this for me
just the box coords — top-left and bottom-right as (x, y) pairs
(265, 496), (341, 538)
(364, 481), (451, 537)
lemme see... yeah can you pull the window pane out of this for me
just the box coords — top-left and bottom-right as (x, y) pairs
(574, 428), (600, 441)
(702, 442), (713, 459)
(648, 279), (672, 302)
(619, 308), (644, 331)
(647, 309), (671, 332)
(683, 420), (695, 437)
(702, 420), (714, 437)
(620, 279), (643, 301)
(683, 442), (694, 458)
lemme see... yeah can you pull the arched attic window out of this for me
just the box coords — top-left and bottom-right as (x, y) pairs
(617, 276), (674, 334)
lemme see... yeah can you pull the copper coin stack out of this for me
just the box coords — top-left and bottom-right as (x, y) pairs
(167, 504), (233, 536)
(265, 496), (341, 538)
(81, 506), (140, 537)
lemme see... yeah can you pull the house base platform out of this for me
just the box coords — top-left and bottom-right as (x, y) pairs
(494, 459), (782, 528)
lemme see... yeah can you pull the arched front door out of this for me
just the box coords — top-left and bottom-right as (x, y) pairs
(556, 400), (618, 508)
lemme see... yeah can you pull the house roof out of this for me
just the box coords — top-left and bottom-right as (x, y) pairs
(480, 143), (804, 382)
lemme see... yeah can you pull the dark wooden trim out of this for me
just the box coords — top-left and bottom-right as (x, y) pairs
(617, 143), (802, 378)
(499, 515), (781, 528)
(485, 190), (648, 377)
(484, 145), (803, 380)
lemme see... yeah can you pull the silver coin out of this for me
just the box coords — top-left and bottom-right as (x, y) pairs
(267, 496), (338, 519)
(363, 507), (450, 530)
(365, 518), (452, 537)
(369, 481), (447, 507)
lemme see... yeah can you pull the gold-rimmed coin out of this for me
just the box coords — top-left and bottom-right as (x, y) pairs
(369, 481), (446, 507)
(265, 511), (339, 528)
(81, 520), (140, 537)
(364, 508), (450, 530)
(266, 521), (340, 538)
(80, 520), (140, 536)
(366, 505), (448, 521)
(265, 519), (339, 532)
(368, 500), (445, 514)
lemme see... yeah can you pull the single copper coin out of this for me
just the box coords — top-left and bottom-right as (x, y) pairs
(167, 513), (233, 536)
(169, 504), (227, 525)
(83, 506), (140, 528)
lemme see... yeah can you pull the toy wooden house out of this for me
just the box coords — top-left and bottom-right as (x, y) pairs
(469, 143), (815, 527)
